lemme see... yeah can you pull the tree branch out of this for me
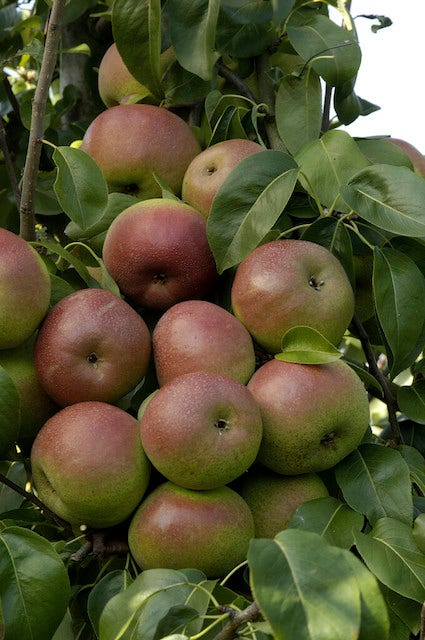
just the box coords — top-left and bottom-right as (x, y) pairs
(0, 471), (72, 530)
(19, 0), (67, 241)
(0, 115), (21, 209)
(254, 52), (285, 151)
(212, 602), (261, 640)
(351, 314), (401, 444)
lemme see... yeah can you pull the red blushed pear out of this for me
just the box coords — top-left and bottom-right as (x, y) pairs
(102, 199), (218, 311)
(231, 239), (355, 355)
(34, 288), (151, 407)
(386, 137), (425, 178)
(97, 42), (151, 107)
(236, 468), (329, 538)
(181, 138), (265, 217)
(0, 227), (51, 350)
(152, 299), (256, 385)
(127, 481), (255, 578)
(79, 104), (201, 200)
(30, 401), (151, 529)
(139, 371), (263, 490)
(247, 358), (370, 475)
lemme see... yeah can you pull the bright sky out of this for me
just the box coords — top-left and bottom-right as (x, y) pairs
(333, 1), (425, 154)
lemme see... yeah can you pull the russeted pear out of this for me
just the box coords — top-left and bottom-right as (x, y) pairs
(102, 199), (218, 311)
(247, 358), (370, 475)
(181, 138), (265, 217)
(152, 299), (256, 385)
(30, 401), (151, 529)
(34, 287), (151, 407)
(231, 239), (355, 354)
(139, 370), (263, 490)
(0, 227), (51, 350)
(236, 468), (329, 538)
(80, 103), (201, 200)
(128, 481), (255, 578)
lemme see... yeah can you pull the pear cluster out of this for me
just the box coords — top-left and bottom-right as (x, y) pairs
(0, 49), (372, 579)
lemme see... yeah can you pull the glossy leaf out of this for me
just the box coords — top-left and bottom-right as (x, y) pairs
(88, 569), (133, 638)
(295, 130), (371, 212)
(0, 526), (71, 640)
(287, 496), (364, 549)
(397, 445), (425, 497)
(53, 146), (108, 231)
(344, 552), (390, 640)
(275, 67), (322, 154)
(340, 164), (425, 237)
(287, 9), (361, 86)
(216, 2), (274, 58)
(335, 443), (414, 526)
(275, 326), (342, 364)
(0, 462), (26, 513)
(249, 529), (362, 640)
(0, 367), (20, 458)
(207, 150), (299, 273)
(373, 247), (425, 377)
(398, 381), (425, 425)
(354, 518), (425, 603)
(112, 0), (163, 98)
(98, 568), (208, 640)
(167, 0), (220, 80)
(381, 585), (422, 638)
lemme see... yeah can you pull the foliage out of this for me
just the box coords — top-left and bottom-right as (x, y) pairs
(1, 0), (425, 639)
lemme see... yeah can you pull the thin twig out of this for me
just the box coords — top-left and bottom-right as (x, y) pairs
(0, 116), (21, 209)
(215, 59), (258, 103)
(351, 314), (401, 444)
(212, 602), (261, 640)
(19, 0), (67, 240)
(0, 471), (72, 530)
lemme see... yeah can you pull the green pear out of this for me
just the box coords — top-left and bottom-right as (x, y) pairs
(34, 287), (151, 407)
(128, 481), (255, 578)
(152, 299), (256, 385)
(236, 468), (329, 538)
(231, 239), (355, 354)
(0, 336), (57, 441)
(0, 227), (51, 350)
(139, 371), (263, 490)
(102, 198), (218, 310)
(181, 138), (265, 217)
(30, 401), (151, 528)
(247, 358), (370, 475)
(80, 103), (201, 200)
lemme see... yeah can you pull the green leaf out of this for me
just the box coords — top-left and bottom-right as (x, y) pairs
(295, 130), (371, 213)
(0, 526), (71, 640)
(397, 445), (425, 497)
(216, 2), (274, 58)
(354, 518), (425, 603)
(249, 529), (362, 640)
(112, 0), (163, 99)
(287, 495), (364, 549)
(0, 463), (26, 513)
(53, 146), (108, 230)
(207, 150), (299, 273)
(98, 568), (207, 640)
(344, 552), (390, 640)
(398, 381), (425, 425)
(275, 326), (342, 364)
(0, 367), (20, 458)
(88, 569), (133, 638)
(287, 9), (361, 86)
(381, 585), (421, 638)
(167, 0), (220, 80)
(335, 443), (414, 526)
(340, 164), (425, 237)
(373, 247), (425, 378)
(275, 67), (322, 155)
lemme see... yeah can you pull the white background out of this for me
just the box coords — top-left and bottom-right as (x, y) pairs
(333, 1), (425, 154)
